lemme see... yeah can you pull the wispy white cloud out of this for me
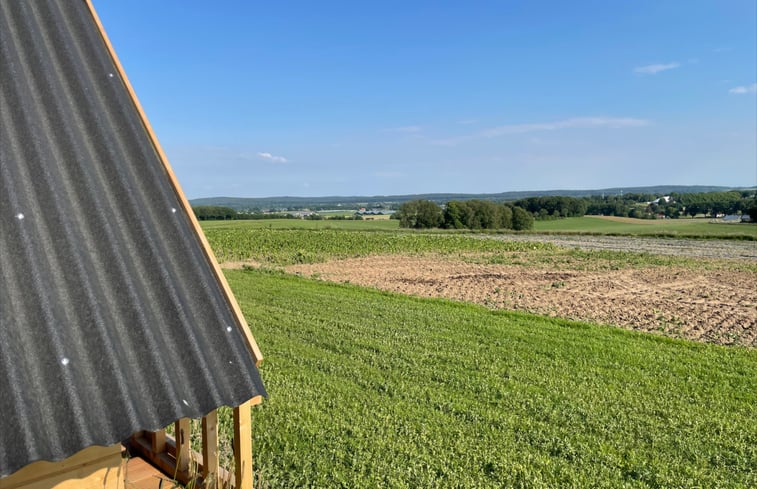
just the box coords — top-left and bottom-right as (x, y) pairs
(457, 119), (478, 125)
(382, 125), (422, 133)
(633, 62), (680, 75)
(729, 83), (757, 94)
(257, 152), (288, 163)
(432, 117), (650, 146)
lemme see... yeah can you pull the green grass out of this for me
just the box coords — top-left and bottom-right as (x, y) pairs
(230, 270), (757, 488)
(534, 216), (757, 239)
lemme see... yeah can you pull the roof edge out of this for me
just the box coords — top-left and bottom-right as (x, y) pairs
(84, 0), (263, 366)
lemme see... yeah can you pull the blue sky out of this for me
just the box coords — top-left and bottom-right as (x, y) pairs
(94, 1), (756, 198)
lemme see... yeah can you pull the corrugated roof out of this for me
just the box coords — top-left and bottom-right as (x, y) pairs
(0, 0), (266, 477)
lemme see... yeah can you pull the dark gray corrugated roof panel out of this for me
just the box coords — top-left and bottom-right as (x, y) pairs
(0, 0), (266, 477)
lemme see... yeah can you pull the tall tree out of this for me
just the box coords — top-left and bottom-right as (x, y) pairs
(511, 206), (534, 230)
(397, 200), (443, 229)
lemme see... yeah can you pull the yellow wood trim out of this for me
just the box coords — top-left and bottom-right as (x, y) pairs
(0, 445), (123, 489)
(233, 401), (252, 488)
(83, 0), (263, 366)
(174, 418), (191, 474)
(202, 410), (219, 482)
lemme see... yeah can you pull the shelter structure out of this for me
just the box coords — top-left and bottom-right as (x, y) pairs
(0, 1), (266, 487)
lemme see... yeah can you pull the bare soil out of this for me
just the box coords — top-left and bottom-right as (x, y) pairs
(479, 234), (757, 260)
(285, 255), (757, 347)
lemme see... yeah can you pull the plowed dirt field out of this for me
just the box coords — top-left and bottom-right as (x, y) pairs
(278, 235), (757, 347)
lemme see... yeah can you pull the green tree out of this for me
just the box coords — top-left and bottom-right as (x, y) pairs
(511, 206), (534, 230)
(443, 201), (469, 229)
(498, 204), (513, 229)
(397, 200), (443, 229)
(747, 198), (757, 222)
(192, 205), (237, 220)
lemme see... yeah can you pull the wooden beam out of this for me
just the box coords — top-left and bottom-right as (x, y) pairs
(174, 418), (191, 474)
(0, 444), (123, 489)
(202, 410), (219, 484)
(84, 0), (264, 367)
(127, 434), (183, 484)
(149, 429), (166, 454)
(233, 401), (252, 489)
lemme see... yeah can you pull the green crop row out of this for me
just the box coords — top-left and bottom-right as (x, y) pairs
(205, 228), (555, 265)
(205, 227), (756, 273)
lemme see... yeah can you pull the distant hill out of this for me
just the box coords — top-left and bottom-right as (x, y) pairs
(190, 185), (753, 211)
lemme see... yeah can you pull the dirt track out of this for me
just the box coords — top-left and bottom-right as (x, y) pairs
(478, 234), (757, 260)
(283, 238), (756, 347)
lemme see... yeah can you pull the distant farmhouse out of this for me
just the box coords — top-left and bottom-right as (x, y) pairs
(647, 196), (672, 205)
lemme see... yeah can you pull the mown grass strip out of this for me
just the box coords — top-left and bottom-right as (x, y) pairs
(229, 270), (757, 488)
(534, 217), (757, 240)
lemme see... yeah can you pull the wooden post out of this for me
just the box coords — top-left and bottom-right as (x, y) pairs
(175, 418), (191, 474)
(202, 410), (219, 486)
(149, 429), (166, 454)
(233, 401), (252, 489)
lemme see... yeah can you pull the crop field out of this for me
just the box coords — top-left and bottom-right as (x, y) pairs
(204, 228), (554, 265)
(534, 216), (757, 240)
(205, 225), (756, 346)
(229, 269), (757, 488)
(201, 221), (756, 486)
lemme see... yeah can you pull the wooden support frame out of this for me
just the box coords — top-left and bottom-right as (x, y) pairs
(174, 418), (191, 474)
(202, 410), (219, 484)
(233, 401), (253, 489)
(126, 399), (262, 488)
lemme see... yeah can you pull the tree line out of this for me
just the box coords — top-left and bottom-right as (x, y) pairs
(194, 190), (757, 224)
(395, 200), (534, 230)
(395, 191), (757, 230)
(514, 191), (756, 220)
(192, 206), (237, 220)
(193, 206), (301, 221)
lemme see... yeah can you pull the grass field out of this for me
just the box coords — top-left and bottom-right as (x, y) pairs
(230, 269), (757, 488)
(199, 220), (756, 486)
(534, 216), (757, 239)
